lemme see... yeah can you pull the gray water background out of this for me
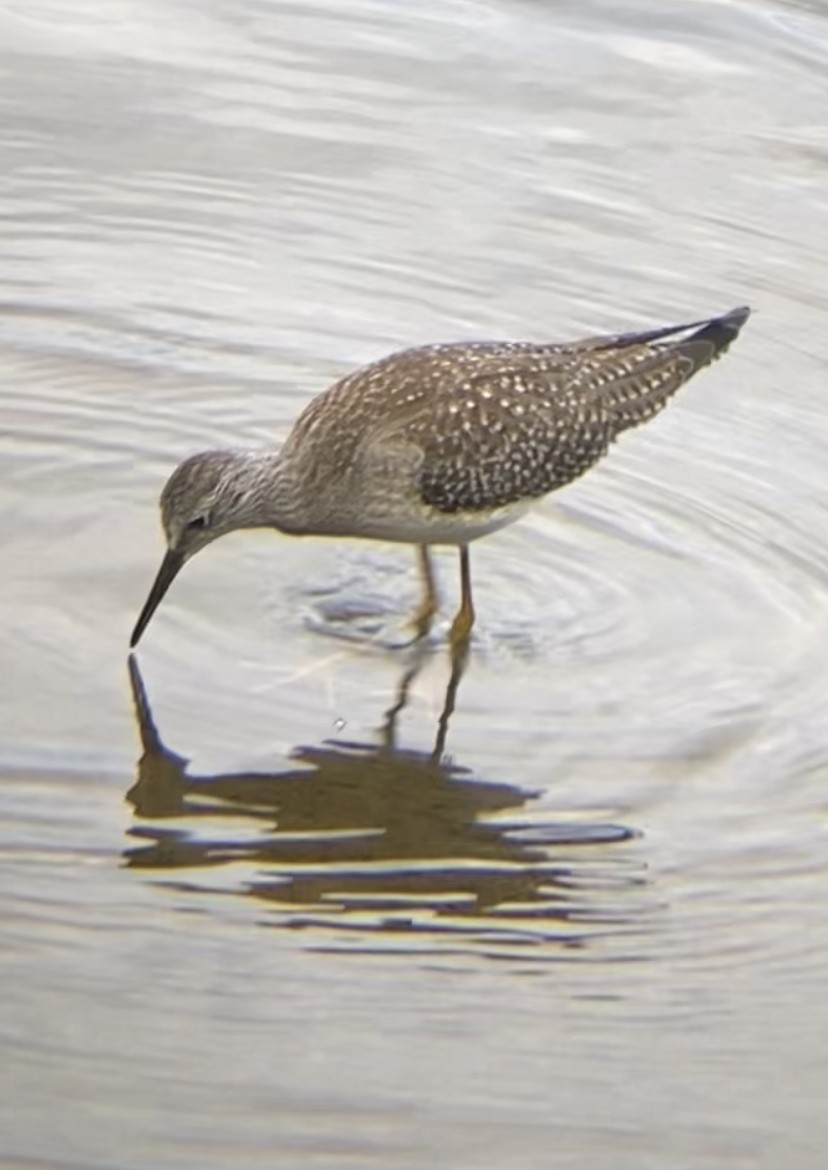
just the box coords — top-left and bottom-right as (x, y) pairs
(1, 1), (828, 1167)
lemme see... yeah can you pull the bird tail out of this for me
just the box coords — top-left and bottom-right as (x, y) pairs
(582, 305), (750, 433)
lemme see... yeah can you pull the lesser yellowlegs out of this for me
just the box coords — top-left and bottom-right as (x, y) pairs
(130, 305), (750, 648)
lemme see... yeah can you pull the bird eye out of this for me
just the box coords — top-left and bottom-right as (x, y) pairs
(186, 513), (210, 532)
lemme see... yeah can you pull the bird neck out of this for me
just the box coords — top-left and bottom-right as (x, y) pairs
(236, 448), (308, 535)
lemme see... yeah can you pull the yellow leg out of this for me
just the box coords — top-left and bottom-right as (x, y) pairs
(410, 544), (439, 640)
(449, 544), (475, 648)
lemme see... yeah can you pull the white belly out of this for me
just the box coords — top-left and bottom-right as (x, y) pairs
(340, 498), (536, 546)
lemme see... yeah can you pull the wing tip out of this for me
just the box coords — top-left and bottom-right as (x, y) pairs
(689, 304), (751, 358)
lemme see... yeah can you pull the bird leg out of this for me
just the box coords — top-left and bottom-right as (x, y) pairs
(410, 544), (439, 641)
(449, 545), (475, 648)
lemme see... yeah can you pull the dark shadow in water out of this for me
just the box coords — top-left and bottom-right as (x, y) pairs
(125, 652), (647, 957)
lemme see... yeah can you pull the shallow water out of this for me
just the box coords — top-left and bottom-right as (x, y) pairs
(2, 0), (828, 1166)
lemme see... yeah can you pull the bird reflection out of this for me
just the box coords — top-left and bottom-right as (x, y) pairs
(125, 653), (642, 955)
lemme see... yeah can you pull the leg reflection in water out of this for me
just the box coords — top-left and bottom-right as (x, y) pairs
(125, 654), (639, 956)
(379, 637), (469, 759)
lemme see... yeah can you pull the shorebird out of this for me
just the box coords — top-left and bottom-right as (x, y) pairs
(130, 305), (750, 649)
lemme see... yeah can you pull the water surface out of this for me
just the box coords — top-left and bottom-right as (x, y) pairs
(2, 1), (828, 1167)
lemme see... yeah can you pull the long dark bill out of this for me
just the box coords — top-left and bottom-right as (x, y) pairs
(130, 549), (185, 648)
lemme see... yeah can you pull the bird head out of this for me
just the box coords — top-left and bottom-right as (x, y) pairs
(130, 450), (258, 647)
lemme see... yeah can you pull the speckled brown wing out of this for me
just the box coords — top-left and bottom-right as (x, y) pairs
(404, 357), (614, 513)
(283, 340), (576, 496)
(403, 309), (748, 514)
